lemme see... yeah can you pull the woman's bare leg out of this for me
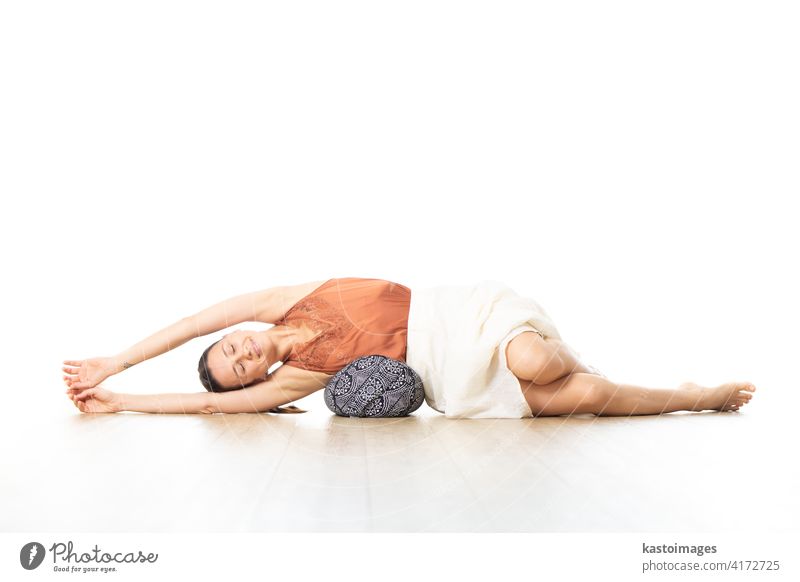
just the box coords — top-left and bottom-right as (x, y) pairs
(518, 372), (757, 417)
(505, 333), (597, 385)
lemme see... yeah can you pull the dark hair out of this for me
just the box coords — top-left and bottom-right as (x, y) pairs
(198, 340), (306, 414)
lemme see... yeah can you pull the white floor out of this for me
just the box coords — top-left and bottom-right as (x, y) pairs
(3, 391), (797, 533)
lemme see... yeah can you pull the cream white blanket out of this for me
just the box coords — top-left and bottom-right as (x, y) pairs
(406, 280), (563, 418)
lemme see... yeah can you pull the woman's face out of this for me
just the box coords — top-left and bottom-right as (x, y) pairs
(207, 329), (271, 389)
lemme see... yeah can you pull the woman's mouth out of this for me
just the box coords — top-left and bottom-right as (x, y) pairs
(251, 338), (262, 358)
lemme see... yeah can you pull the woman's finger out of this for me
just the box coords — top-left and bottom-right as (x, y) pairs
(63, 360), (84, 366)
(75, 388), (98, 401)
(63, 366), (80, 373)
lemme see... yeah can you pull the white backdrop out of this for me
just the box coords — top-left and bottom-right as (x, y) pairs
(1, 1), (798, 432)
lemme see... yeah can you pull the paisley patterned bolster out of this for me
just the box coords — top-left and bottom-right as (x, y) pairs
(324, 355), (425, 418)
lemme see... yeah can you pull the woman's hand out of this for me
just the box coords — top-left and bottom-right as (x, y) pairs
(66, 386), (122, 413)
(62, 357), (117, 389)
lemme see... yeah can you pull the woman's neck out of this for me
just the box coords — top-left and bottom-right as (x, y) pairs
(267, 324), (303, 363)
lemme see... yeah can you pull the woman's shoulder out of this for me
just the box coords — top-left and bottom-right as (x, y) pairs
(271, 278), (411, 322)
(335, 277), (411, 293)
(276, 279), (331, 304)
(264, 279), (331, 322)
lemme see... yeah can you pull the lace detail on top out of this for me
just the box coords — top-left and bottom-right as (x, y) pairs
(284, 296), (355, 371)
(276, 278), (412, 374)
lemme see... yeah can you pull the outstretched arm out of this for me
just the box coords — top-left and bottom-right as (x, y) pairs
(63, 287), (283, 389)
(115, 286), (283, 371)
(68, 362), (328, 414)
(203, 365), (328, 414)
(67, 386), (212, 414)
(112, 317), (196, 374)
(63, 316), (199, 390)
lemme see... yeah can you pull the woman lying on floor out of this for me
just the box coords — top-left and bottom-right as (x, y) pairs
(63, 277), (755, 417)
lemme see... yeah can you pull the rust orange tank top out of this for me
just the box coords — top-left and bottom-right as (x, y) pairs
(275, 277), (412, 374)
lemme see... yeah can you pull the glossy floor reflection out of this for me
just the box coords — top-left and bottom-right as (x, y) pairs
(3, 396), (796, 532)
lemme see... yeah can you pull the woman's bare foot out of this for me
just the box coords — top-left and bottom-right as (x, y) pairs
(679, 381), (756, 412)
